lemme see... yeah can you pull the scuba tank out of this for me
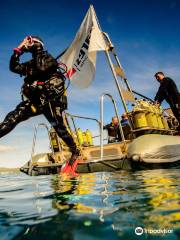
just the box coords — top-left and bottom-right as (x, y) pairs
(139, 99), (149, 110)
(133, 100), (148, 128)
(155, 105), (164, 129)
(150, 104), (160, 129)
(162, 116), (169, 130)
(146, 103), (159, 128)
(49, 130), (60, 152)
(86, 129), (93, 146)
(82, 132), (88, 146)
(77, 128), (84, 145)
(140, 100), (155, 128)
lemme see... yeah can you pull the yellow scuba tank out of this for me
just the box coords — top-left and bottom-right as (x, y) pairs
(146, 103), (159, 128)
(77, 128), (84, 145)
(133, 101), (148, 128)
(82, 132), (88, 146)
(141, 101), (154, 128)
(49, 130), (60, 152)
(162, 116), (169, 130)
(146, 113), (155, 127)
(139, 100), (156, 128)
(139, 100), (149, 110)
(155, 105), (164, 129)
(86, 129), (93, 146)
(133, 112), (148, 128)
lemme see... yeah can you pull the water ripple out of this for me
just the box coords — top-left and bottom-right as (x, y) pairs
(0, 169), (179, 239)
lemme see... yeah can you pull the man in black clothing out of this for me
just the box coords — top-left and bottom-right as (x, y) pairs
(0, 36), (80, 173)
(104, 116), (121, 143)
(154, 72), (180, 126)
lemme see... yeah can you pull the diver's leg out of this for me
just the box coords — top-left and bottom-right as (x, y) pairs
(43, 104), (77, 153)
(171, 105), (180, 127)
(43, 103), (80, 174)
(0, 101), (38, 138)
(175, 104), (180, 126)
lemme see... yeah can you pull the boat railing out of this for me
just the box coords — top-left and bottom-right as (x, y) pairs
(100, 93), (126, 160)
(30, 123), (54, 162)
(65, 113), (101, 145)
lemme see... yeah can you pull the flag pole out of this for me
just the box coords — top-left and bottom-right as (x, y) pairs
(91, 5), (128, 113)
(104, 50), (128, 112)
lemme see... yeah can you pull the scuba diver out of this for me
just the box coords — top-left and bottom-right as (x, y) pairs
(154, 72), (180, 129)
(0, 36), (80, 174)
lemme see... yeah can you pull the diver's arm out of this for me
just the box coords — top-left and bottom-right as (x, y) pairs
(9, 53), (27, 76)
(103, 124), (111, 130)
(154, 85), (165, 104)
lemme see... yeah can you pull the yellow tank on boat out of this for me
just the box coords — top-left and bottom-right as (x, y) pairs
(82, 132), (88, 146)
(132, 100), (170, 130)
(49, 130), (60, 152)
(144, 102), (158, 128)
(77, 128), (93, 146)
(140, 100), (150, 111)
(77, 128), (84, 145)
(86, 129), (93, 146)
(150, 105), (161, 129)
(146, 112), (157, 128)
(148, 102), (159, 128)
(155, 105), (164, 129)
(162, 117), (169, 130)
(134, 112), (148, 128)
(157, 116), (164, 129)
(133, 104), (148, 129)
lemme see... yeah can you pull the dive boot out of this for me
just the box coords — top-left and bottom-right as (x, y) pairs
(61, 149), (81, 176)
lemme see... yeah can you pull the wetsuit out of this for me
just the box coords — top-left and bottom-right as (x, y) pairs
(103, 123), (121, 143)
(154, 77), (180, 125)
(0, 49), (77, 153)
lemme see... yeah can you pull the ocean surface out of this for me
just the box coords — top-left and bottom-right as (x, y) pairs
(0, 168), (179, 240)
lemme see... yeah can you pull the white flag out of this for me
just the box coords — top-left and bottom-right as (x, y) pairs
(59, 5), (107, 89)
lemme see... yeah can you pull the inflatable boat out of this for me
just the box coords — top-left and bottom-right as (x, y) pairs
(20, 109), (180, 176)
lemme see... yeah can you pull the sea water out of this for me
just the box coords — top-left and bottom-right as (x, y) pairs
(0, 169), (179, 240)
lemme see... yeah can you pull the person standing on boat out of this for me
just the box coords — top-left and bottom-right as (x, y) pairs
(104, 116), (121, 143)
(121, 113), (131, 139)
(0, 36), (80, 174)
(154, 72), (180, 128)
(121, 113), (129, 126)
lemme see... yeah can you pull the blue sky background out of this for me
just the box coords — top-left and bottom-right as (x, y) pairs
(0, 0), (180, 167)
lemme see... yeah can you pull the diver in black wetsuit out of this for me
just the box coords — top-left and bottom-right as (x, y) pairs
(154, 71), (180, 127)
(0, 36), (80, 172)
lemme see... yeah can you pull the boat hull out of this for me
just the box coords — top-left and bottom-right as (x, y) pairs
(20, 135), (180, 176)
(127, 134), (180, 163)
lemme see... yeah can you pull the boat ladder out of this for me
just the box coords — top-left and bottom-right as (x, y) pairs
(29, 123), (55, 175)
(100, 93), (126, 160)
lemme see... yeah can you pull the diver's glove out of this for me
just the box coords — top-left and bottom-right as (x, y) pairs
(13, 37), (30, 55)
(13, 47), (22, 55)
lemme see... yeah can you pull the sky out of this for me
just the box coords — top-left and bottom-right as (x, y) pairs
(0, 0), (180, 167)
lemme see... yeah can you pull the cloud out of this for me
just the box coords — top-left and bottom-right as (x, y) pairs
(69, 81), (117, 104)
(0, 145), (17, 152)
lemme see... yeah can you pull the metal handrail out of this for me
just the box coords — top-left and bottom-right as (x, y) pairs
(100, 93), (126, 160)
(66, 113), (101, 125)
(65, 112), (101, 145)
(30, 123), (53, 163)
